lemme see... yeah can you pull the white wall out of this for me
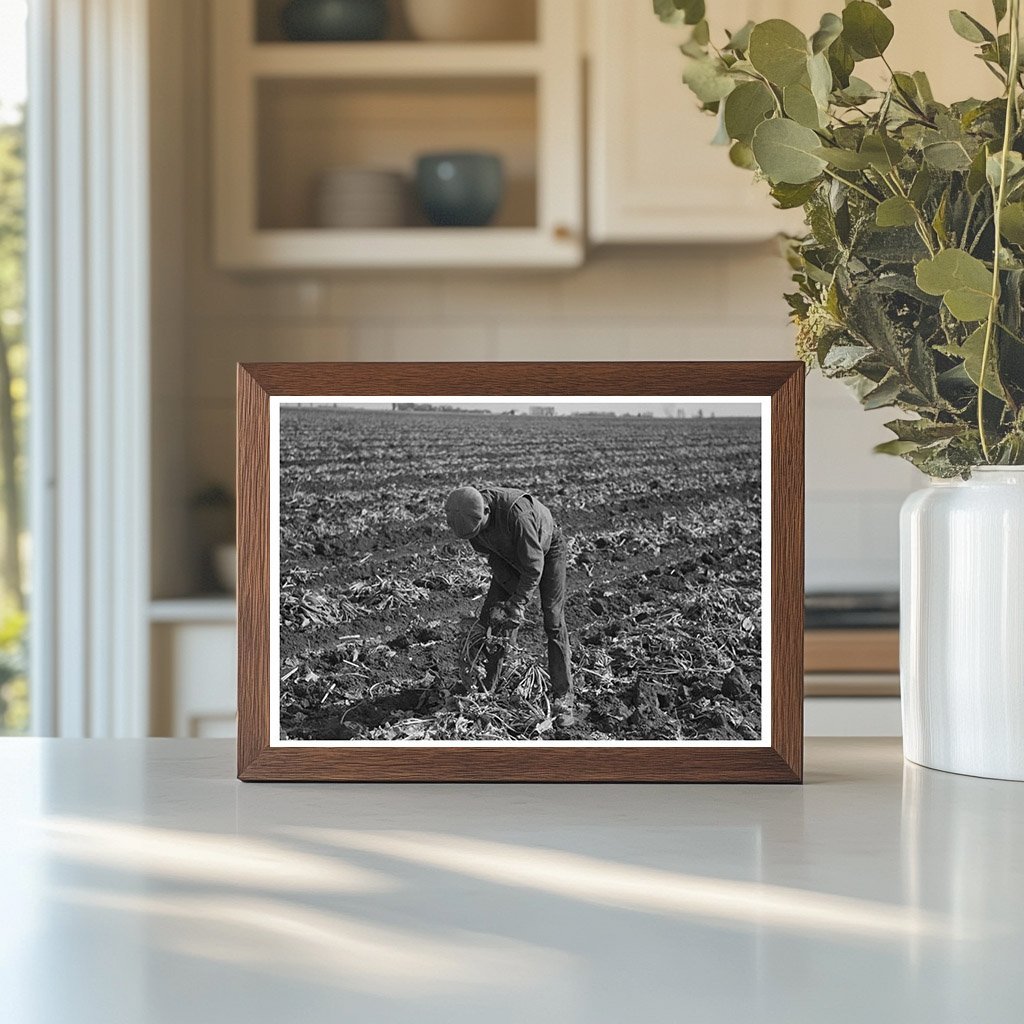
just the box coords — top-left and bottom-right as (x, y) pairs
(155, 0), (920, 599)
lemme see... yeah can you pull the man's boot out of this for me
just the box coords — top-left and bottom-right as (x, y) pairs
(551, 694), (575, 729)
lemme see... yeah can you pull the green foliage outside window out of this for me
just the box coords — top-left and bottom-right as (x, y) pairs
(0, 110), (27, 733)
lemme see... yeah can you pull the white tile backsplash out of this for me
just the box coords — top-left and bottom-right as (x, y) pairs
(492, 322), (628, 361)
(326, 275), (446, 321)
(181, 249), (917, 593)
(558, 251), (727, 320)
(441, 273), (562, 321)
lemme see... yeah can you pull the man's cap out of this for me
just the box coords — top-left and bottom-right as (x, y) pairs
(445, 486), (486, 539)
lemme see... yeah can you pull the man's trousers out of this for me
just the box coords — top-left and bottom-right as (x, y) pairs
(479, 529), (573, 699)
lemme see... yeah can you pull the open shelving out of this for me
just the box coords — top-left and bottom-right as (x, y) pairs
(212, 0), (583, 268)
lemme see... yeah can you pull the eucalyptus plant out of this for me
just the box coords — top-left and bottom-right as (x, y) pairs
(657, 0), (1024, 475)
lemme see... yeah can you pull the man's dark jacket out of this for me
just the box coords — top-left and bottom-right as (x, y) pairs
(469, 488), (556, 607)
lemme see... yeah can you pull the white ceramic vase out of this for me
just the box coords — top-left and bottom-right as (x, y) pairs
(900, 467), (1024, 780)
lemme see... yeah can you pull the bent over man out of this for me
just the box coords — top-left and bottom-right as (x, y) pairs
(444, 485), (574, 726)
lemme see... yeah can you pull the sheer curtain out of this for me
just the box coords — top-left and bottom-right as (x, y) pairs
(28, 0), (150, 736)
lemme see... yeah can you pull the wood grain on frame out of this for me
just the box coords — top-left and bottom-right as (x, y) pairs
(237, 362), (805, 782)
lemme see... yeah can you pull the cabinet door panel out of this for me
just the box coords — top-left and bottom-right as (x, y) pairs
(588, 0), (813, 242)
(587, 0), (997, 244)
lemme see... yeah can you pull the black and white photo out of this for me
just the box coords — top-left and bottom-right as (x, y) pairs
(270, 396), (770, 746)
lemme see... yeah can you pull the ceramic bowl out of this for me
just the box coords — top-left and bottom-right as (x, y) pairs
(281, 0), (388, 42)
(403, 0), (534, 42)
(316, 168), (407, 228)
(415, 152), (504, 227)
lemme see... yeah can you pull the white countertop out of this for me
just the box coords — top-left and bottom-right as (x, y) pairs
(1, 738), (1020, 1023)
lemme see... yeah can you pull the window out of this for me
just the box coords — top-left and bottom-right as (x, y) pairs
(0, 0), (28, 734)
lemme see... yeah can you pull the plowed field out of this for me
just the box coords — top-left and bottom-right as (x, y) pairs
(277, 406), (763, 742)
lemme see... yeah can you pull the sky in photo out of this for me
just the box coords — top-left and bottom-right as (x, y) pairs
(284, 400), (762, 418)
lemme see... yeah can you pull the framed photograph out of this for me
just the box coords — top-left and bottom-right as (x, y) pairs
(237, 362), (804, 782)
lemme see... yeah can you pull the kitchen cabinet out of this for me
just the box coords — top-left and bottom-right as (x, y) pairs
(804, 628), (901, 737)
(150, 600), (237, 738)
(586, 0), (998, 244)
(587, 0), (812, 243)
(211, 0), (583, 269)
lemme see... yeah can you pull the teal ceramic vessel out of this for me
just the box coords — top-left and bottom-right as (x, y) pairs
(281, 0), (388, 41)
(415, 152), (505, 227)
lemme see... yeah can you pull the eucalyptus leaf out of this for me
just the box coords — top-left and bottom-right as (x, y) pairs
(913, 71), (935, 104)
(874, 439), (922, 455)
(808, 52), (833, 109)
(932, 190), (950, 246)
(980, 33), (1014, 74)
(884, 418), (964, 443)
(653, 0), (682, 24)
(1000, 203), (1024, 245)
(751, 118), (828, 184)
(653, 0), (705, 26)
(836, 76), (879, 104)
(724, 20), (755, 52)
(861, 133), (904, 173)
(724, 81), (775, 144)
(683, 57), (736, 104)
(827, 35), (856, 88)
(810, 13), (843, 54)
(823, 341), (874, 372)
(915, 249), (994, 322)
(862, 375), (904, 409)
(909, 165), (934, 205)
(842, 1), (895, 59)
(814, 146), (872, 170)
(748, 20), (809, 86)
(948, 10), (994, 44)
(939, 325), (1006, 398)
(967, 144), (992, 194)
(684, 2), (706, 27)
(784, 80), (825, 129)
(876, 197), (919, 228)
(770, 180), (820, 209)
(711, 107), (731, 145)
(729, 140), (758, 169)
(923, 140), (973, 171)
(945, 287), (994, 325)
(986, 150), (1024, 191)
(892, 72), (923, 110)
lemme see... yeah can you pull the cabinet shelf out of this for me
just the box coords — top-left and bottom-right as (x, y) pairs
(218, 226), (580, 270)
(249, 42), (544, 78)
(212, 0), (582, 269)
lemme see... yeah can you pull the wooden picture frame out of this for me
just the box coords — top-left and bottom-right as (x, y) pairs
(237, 362), (804, 782)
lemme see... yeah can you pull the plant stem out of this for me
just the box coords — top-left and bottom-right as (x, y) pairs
(750, 69), (784, 117)
(979, 0), (1021, 462)
(884, 170), (939, 254)
(881, 54), (929, 120)
(962, 191), (980, 249)
(822, 167), (881, 205)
